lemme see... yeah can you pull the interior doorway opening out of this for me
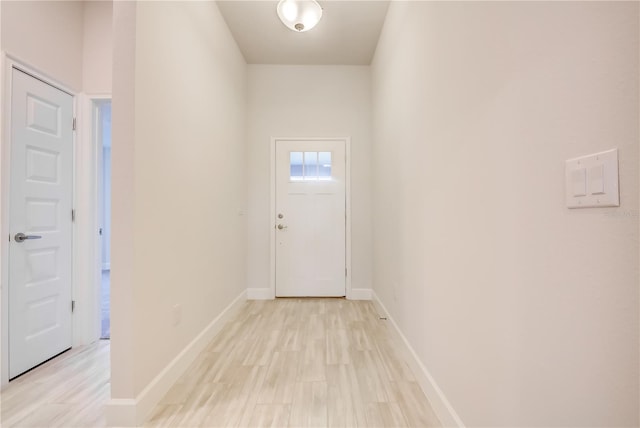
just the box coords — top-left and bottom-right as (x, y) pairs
(96, 101), (112, 340)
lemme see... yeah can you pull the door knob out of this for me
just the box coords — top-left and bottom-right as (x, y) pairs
(277, 224), (287, 230)
(14, 233), (42, 243)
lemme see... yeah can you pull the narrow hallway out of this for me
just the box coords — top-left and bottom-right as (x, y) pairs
(0, 299), (438, 427)
(146, 299), (439, 427)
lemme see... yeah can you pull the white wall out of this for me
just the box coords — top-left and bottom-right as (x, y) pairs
(1, 0), (112, 94)
(110, 0), (136, 400)
(1, 0), (84, 91)
(83, 0), (112, 95)
(247, 65), (372, 295)
(372, 2), (639, 426)
(110, 0), (247, 412)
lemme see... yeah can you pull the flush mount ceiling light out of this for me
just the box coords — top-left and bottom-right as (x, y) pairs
(276, 0), (323, 32)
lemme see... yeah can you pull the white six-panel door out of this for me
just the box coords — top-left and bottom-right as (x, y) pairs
(275, 139), (346, 297)
(9, 68), (73, 379)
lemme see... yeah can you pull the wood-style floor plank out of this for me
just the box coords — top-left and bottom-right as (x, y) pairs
(1, 299), (441, 428)
(246, 403), (291, 427)
(0, 340), (110, 428)
(288, 381), (328, 427)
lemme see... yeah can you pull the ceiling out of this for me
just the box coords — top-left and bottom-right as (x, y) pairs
(217, 1), (390, 65)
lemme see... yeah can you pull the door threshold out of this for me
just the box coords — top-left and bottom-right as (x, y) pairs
(275, 296), (346, 299)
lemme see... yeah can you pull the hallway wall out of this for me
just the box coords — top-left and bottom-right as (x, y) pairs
(246, 65), (372, 295)
(83, 0), (112, 94)
(371, 2), (639, 426)
(1, 0), (113, 94)
(110, 0), (247, 413)
(1, 0), (84, 91)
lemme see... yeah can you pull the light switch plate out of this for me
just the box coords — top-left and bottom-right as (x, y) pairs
(565, 148), (619, 208)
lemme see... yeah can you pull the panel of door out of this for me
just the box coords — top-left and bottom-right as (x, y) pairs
(9, 68), (73, 379)
(275, 140), (346, 297)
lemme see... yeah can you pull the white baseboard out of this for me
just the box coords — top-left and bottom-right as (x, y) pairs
(246, 287), (273, 300)
(105, 399), (137, 427)
(105, 290), (247, 427)
(348, 288), (372, 300)
(372, 291), (465, 428)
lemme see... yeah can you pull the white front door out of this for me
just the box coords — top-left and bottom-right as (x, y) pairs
(275, 139), (346, 297)
(9, 68), (73, 379)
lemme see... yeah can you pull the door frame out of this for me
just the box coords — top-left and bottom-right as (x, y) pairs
(269, 137), (352, 299)
(0, 55), (77, 386)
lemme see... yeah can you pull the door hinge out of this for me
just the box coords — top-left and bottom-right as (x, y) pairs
(71, 209), (76, 222)
(71, 300), (76, 313)
(72, 117), (77, 131)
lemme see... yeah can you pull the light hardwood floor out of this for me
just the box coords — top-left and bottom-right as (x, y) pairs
(147, 299), (440, 427)
(1, 340), (110, 427)
(1, 299), (440, 427)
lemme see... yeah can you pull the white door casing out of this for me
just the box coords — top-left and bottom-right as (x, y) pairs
(8, 68), (73, 379)
(275, 139), (346, 297)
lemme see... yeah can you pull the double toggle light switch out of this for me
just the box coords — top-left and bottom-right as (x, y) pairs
(565, 148), (619, 208)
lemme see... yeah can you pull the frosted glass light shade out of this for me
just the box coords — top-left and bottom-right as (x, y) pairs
(276, 0), (323, 32)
